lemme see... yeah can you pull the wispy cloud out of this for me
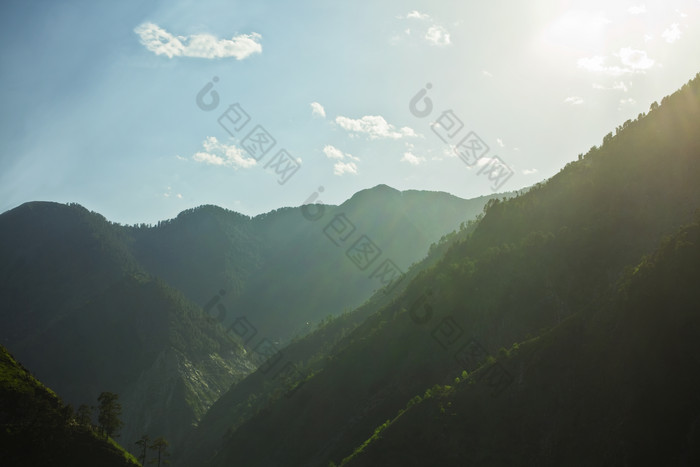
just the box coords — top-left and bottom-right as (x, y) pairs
(578, 47), (654, 75)
(163, 186), (183, 199)
(323, 145), (359, 176)
(335, 115), (417, 139)
(134, 23), (262, 59)
(564, 96), (584, 105)
(401, 151), (426, 165)
(627, 5), (647, 15)
(323, 145), (359, 161)
(496, 138), (504, 147)
(661, 23), (681, 43)
(333, 161), (358, 176)
(619, 47), (654, 70)
(425, 25), (451, 46)
(397, 11), (451, 47)
(310, 102), (326, 118)
(192, 136), (257, 168)
(522, 168), (538, 175)
(593, 81), (628, 92)
(405, 10), (430, 20)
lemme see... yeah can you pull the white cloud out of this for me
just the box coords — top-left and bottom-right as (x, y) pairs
(397, 11), (451, 47)
(476, 157), (497, 168)
(333, 161), (358, 176)
(627, 5), (647, 15)
(619, 98), (636, 105)
(335, 115), (417, 140)
(618, 47), (654, 70)
(425, 25), (451, 46)
(192, 136), (257, 168)
(192, 151), (225, 166)
(310, 102), (326, 118)
(401, 152), (426, 165)
(522, 168), (538, 175)
(661, 23), (681, 43)
(496, 138), (504, 147)
(644, 34), (653, 42)
(613, 81), (629, 92)
(323, 145), (359, 175)
(406, 10), (430, 20)
(175, 155), (188, 161)
(482, 70), (493, 77)
(134, 23), (262, 59)
(593, 81), (628, 92)
(577, 56), (628, 76)
(564, 96), (584, 105)
(177, 193), (183, 199)
(443, 146), (457, 158)
(578, 48), (654, 75)
(323, 145), (359, 161)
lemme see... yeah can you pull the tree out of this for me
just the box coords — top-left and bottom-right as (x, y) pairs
(97, 392), (123, 438)
(60, 403), (74, 424)
(149, 437), (170, 466)
(76, 404), (93, 426)
(135, 434), (151, 465)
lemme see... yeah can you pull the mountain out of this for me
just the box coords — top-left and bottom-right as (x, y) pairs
(0, 202), (258, 457)
(0, 343), (140, 467)
(188, 73), (700, 467)
(126, 185), (507, 342)
(0, 186), (499, 460)
(343, 219), (700, 466)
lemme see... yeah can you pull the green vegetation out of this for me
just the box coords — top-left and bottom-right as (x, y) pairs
(98, 392), (124, 439)
(2, 69), (700, 466)
(344, 220), (700, 466)
(189, 72), (700, 467)
(0, 344), (140, 466)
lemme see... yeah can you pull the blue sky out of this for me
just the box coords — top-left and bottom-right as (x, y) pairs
(1, 0), (699, 225)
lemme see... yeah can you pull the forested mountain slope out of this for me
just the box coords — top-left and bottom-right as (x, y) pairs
(196, 73), (700, 467)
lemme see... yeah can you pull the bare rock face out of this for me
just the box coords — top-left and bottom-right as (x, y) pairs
(121, 347), (256, 458)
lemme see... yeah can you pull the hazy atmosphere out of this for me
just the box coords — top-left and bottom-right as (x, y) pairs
(2, 0), (699, 223)
(2, 1), (700, 467)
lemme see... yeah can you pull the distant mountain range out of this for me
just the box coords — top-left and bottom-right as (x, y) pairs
(0, 184), (504, 461)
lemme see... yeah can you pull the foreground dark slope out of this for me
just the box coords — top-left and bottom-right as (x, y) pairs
(0, 344), (140, 467)
(345, 220), (700, 466)
(200, 73), (700, 467)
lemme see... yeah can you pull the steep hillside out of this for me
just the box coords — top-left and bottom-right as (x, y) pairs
(0, 187), (497, 461)
(175, 200), (485, 466)
(0, 203), (257, 457)
(0, 344), (141, 467)
(344, 220), (700, 466)
(197, 73), (700, 467)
